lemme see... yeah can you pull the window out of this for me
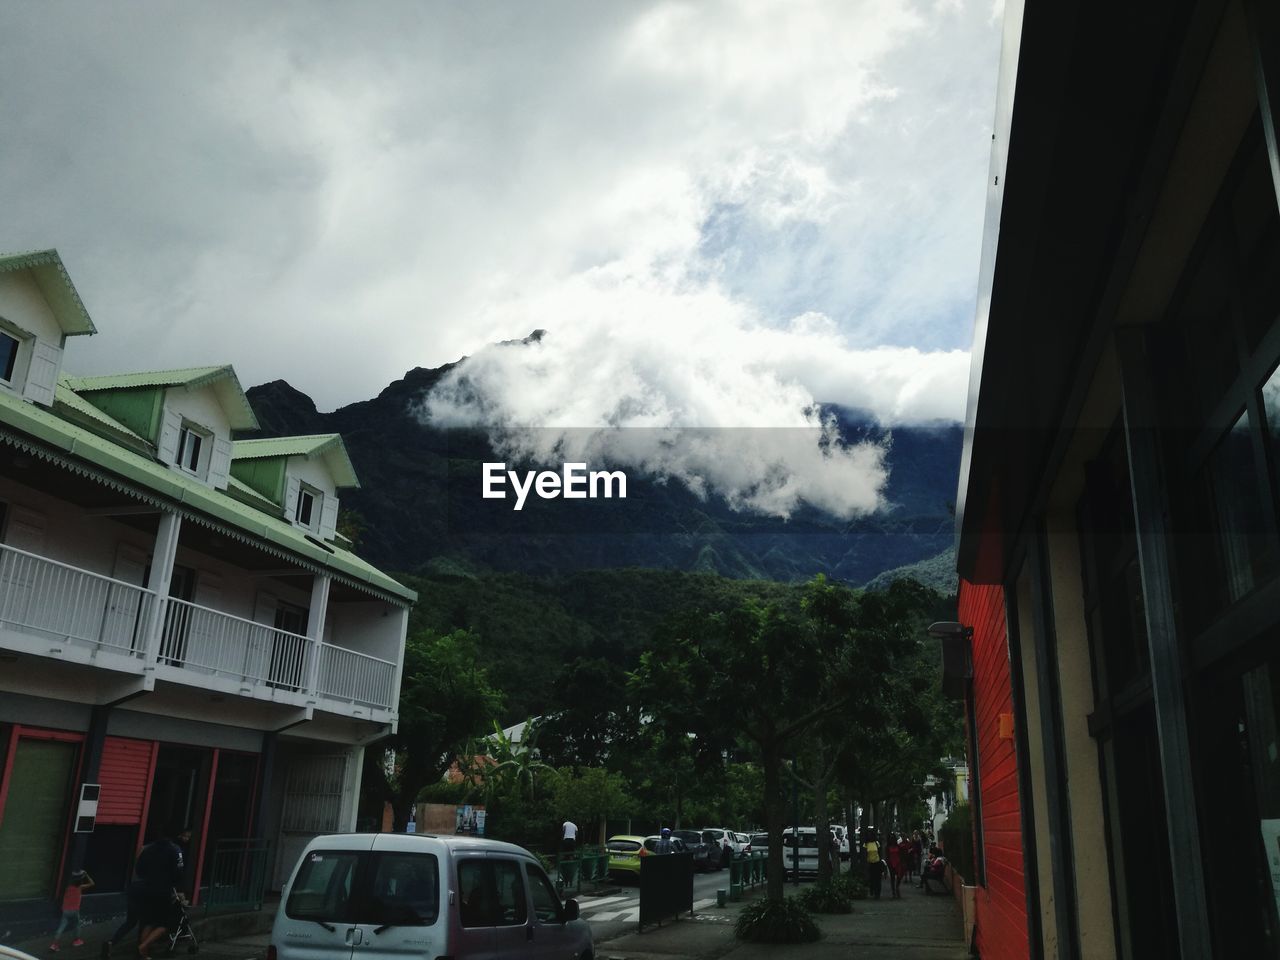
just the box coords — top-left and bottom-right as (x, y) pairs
(176, 425), (206, 475)
(286, 849), (358, 922)
(457, 859), (527, 927)
(0, 332), (18, 383)
(295, 485), (319, 530)
(367, 852), (440, 927)
(526, 865), (561, 923)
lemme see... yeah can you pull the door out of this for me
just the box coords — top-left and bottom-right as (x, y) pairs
(455, 855), (495, 959)
(276, 846), (363, 960)
(159, 566), (197, 665)
(523, 860), (582, 959)
(349, 849), (446, 960)
(486, 857), (531, 955)
(270, 601), (308, 690)
(0, 734), (78, 899)
(103, 544), (148, 653)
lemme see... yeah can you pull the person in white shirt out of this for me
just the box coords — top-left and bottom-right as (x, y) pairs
(562, 820), (578, 852)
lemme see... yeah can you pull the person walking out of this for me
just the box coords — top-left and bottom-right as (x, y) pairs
(136, 825), (191, 957)
(864, 829), (885, 900)
(50, 869), (94, 950)
(886, 835), (904, 898)
(561, 819), (578, 853)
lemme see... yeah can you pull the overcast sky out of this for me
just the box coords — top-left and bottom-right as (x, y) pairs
(2, 2), (1001, 512)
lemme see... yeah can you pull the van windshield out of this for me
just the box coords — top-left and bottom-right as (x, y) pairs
(286, 850), (440, 925)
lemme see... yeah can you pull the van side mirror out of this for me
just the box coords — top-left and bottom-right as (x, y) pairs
(562, 899), (580, 922)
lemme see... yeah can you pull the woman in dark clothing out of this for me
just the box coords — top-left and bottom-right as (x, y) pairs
(886, 834), (903, 898)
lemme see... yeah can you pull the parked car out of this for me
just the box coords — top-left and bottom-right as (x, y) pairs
(605, 834), (649, 879)
(749, 831), (771, 854)
(700, 827), (747, 866)
(781, 826), (821, 877)
(734, 832), (753, 855)
(672, 829), (714, 871)
(830, 824), (851, 860)
(271, 832), (593, 960)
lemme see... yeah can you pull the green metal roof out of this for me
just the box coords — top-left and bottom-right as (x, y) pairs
(0, 387), (415, 603)
(0, 249), (96, 336)
(54, 376), (147, 445)
(64, 365), (260, 431)
(232, 434), (360, 489)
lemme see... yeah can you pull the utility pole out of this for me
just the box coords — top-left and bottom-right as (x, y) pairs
(791, 755), (800, 886)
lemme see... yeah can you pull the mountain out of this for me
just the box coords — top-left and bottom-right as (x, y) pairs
(243, 359), (962, 586)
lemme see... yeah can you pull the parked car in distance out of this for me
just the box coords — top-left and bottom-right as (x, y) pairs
(672, 829), (714, 871)
(750, 831), (771, 854)
(700, 827), (745, 866)
(830, 824), (851, 860)
(272, 832), (592, 960)
(734, 832), (753, 855)
(781, 826), (821, 877)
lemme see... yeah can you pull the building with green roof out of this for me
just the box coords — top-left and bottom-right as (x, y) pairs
(0, 249), (415, 928)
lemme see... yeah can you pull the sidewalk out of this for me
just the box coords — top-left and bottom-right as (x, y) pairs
(596, 878), (967, 960)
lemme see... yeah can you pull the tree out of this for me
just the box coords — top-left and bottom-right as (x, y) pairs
(548, 766), (632, 846)
(361, 628), (502, 829)
(488, 717), (555, 800)
(631, 577), (931, 901)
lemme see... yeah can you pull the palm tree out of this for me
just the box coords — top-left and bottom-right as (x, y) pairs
(489, 717), (554, 799)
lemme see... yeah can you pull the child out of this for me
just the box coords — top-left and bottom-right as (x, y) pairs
(50, 869), (95, 951)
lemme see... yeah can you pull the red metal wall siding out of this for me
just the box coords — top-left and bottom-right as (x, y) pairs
(97, 737), (154, 825)
(959, 580), (1029, 960)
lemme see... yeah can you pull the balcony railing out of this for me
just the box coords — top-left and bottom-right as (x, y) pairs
(316, 642), (397, 710)
(0, 541), (397, 714)
(160, 597), (312, 691)
(0, 541), (155, 657)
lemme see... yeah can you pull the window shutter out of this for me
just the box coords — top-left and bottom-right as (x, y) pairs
(284, 475), (301, 521)
(208, 437), (233, 489)
(318, 494), (339, 541)
(21, 340), (61, 406)
(157, 407), (182, 464)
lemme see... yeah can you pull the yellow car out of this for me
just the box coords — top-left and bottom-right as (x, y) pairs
(605, 834), (687, 879)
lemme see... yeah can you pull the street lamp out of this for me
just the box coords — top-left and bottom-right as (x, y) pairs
(928, 621), (973, 700)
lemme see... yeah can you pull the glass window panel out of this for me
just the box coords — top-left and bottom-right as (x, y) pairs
(0, 333), (18, 382)
(365, 852), (439, 926)
(285, 849), (358, 922)
(526, 865), (561, 923)
(458, 860), (490, 927)
(491, 859), (527, 926)
(1205, 409), (1273, 603)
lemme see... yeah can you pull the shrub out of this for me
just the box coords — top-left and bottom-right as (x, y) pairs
(829, 871), (868, 901)
(735, 896), (822, 943)
(797, 882), (853, 914)
(938, 803), (975, 883)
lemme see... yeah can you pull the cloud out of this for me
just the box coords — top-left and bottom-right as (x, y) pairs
(0, 0), (999, 416)
(420, 268), (969, 519)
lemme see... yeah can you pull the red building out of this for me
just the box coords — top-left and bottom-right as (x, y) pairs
(957, 580), (1029, 960)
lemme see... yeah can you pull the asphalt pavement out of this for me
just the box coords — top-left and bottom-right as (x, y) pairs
(575, 864), (737, 941)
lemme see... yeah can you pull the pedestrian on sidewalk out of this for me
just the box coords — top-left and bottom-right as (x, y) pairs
(886, 835), (903, 899)
(50, 869), (94, 951)
(864, 829), (886, 900)
(136, 825), (192, 957)
(562, 819), (578, 853)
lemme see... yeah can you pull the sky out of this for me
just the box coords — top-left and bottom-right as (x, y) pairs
(1, 1), (1003, 517)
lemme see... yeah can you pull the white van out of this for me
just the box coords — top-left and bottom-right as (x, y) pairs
(271, 833), (594, 960)
(781, 827), (820, 877)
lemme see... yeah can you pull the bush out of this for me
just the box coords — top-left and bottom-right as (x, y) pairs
(797, 882), (853, 914)
(828, 871), (868, 901)
(735, 896), (822, 943)
(938, 804), (975, 883)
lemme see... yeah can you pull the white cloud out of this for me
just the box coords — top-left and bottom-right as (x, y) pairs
(0, 1), (999, 416)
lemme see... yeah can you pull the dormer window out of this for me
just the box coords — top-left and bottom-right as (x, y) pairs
(294, 484), (320, 532)
(0, 332), (19, 384)
(175, 423), (212, 478)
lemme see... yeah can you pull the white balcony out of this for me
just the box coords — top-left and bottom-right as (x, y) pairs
(0, 541), (397, 718)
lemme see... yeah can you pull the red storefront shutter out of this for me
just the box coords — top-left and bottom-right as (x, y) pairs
(97, 737), (155, 825)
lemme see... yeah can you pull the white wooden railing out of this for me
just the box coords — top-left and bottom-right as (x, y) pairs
(317, 642), (397, 710)
(0, 541), (397, 714)
(160, 597), (312, 690)
(0, 541), (155, 656)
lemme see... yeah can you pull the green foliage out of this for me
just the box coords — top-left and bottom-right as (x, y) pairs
(797, 881), (854, 914)
(547, 766), (632, 827)
(735, 896), (822, 943)
(939, 803), (975, 883)
(360, 628), (503, 827)
(417, 780), (470, 804)
(487, 718), (554, 799)
(828, 871), (868, 900)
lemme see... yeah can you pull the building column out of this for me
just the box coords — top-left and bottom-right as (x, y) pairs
(304, 573), (331, 702)
(252, 731), (278, 841)
(66, 705), (111, 874)
(141, 511), (182, 673)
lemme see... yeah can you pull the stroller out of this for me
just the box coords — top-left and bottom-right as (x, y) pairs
(163, 894), (199, 955)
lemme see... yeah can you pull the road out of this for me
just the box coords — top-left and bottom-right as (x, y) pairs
(573, 863), (764, 943)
